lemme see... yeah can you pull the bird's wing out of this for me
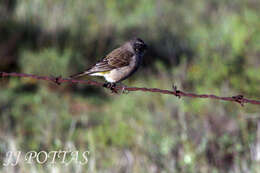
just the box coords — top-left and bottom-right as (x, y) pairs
(87, 48), (134, 73)
(106, 47), (134, 68)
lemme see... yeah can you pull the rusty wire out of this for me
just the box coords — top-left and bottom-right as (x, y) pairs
(1, 72), (260, 106)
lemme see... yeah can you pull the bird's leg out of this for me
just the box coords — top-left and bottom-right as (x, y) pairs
(103, 82), (111, 88)
(110, 83), (116, 90)
(110, 83), (118, 93)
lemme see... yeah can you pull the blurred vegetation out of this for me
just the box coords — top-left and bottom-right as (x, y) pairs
(0, 0), (260, 172)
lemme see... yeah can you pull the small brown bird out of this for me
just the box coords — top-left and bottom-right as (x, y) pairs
(70, 38), (147, 88)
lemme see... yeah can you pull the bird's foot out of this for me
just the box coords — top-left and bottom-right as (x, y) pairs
(103, 82), (118, 93)
(103, 82), (110, 88)
(103, 82), (116, 88)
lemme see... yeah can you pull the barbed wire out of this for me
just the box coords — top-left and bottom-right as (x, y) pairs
(1, 72), (260, 106)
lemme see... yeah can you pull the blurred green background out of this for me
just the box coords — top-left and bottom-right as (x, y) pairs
(1, 0), (260, 172)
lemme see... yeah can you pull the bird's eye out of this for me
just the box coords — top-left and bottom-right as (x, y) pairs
(134, 43), (142, 51)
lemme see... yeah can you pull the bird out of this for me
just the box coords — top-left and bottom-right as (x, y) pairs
(70, 37), (147, 89)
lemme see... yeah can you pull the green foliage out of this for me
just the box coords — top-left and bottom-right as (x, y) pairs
(19, 48), (72, 76)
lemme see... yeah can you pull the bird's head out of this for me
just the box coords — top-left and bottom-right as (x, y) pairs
(130, 37), (147, 55)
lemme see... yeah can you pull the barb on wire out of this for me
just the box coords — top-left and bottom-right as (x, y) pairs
(1, 72), (260, 106)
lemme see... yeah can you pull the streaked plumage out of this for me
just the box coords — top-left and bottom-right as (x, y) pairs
(70, 38), (147, 83)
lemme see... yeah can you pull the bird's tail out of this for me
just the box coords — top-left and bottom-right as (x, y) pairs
(69, 71), (91, 79)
